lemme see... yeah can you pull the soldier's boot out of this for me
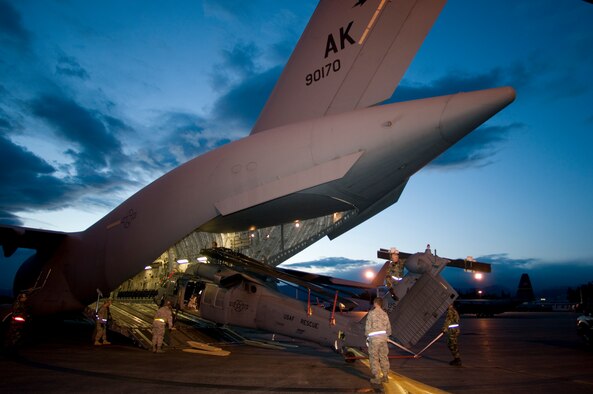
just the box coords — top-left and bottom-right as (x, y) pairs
(381, 375), (389, 383)
(152, 345), (157, 353)
(156, 346), (165, 353)
(103, 340), (111, 345)
(449, 358), (462, 366)
(370, 377), (381, 384)
(94, 341), (102, 346)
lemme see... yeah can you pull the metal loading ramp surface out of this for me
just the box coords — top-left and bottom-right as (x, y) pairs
(391, 273), (457, 348)
(97, 302), (241, 350)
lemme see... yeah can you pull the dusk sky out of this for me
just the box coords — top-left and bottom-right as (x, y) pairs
(1, 1), (592, 296)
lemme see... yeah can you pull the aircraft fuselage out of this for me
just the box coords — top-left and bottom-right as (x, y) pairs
(17, 88), (515, 315)
(198, 281), (367, 349)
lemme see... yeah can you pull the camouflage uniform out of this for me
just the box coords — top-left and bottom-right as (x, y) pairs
(442, 304), (461, 365)
(6, 293), (28, 346)
(13, 293), (27, 314)
(385, 250), (404, 297)
(385, 261), (404, 288)
(152, 304), (174, 352)
(365, 299), (392, 384)
(94, 301), (111, 345)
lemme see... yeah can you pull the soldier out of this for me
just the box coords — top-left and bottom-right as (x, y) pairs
(442, 304), (462, 366)
(5, 292), (29, 346)
(365, 297), (392, 385)
(94, 299), (112, 346)
(385, 247), (404, 299)
(187, 294), (197, 310)
(12, 292), (28, 315)
(152, 300), (175, 353)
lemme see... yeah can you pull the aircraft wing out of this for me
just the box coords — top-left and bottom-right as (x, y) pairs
(251, 0), (447, 133)
(0, 225), (67, 258)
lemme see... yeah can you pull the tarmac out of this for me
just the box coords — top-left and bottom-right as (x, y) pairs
(1, 311), (592, 393)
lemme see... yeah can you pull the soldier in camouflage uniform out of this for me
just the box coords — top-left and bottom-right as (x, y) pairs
(365, 297), (392, 384)
(152, 300), (175, 353)
(385, 248), (404, 299)
(442, 304), (461, 366)
(94, 299), (112, 346)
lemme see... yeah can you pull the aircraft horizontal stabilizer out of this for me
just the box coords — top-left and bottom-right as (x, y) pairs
(0, 225), (67, 257)
(215, 151), (362, 216)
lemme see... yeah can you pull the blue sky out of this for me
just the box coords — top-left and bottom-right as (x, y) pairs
(1, 0), (592, 296)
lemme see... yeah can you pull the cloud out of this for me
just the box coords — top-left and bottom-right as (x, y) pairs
(0, 132), (133, 218)
(446, 253), (593, 294)
(55, 54), (90, 80)
(0, 209), (25, 226)
(211, 66), (281, 130)
(207, 40), (276, 131)
(29, 94), (126, 169)
(429, 123), (524, 169)
(0, 86), (146, 223)
(2, 17), (282, 222)
(202, 0), (255, 21)
(148, 111), (209, 168)
(281, 257), (381, 281)
(392, 69), (506, 103)
(0, 134), (74, 219)
(282, 253), (593, 297)
(0, 0), (31, 50)
(210, 42), (261, 91)
(388, 67), (532, 170)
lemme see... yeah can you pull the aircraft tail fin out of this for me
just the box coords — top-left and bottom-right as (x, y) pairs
(251, 0), (447, 134)
(516, 273), (535, 302)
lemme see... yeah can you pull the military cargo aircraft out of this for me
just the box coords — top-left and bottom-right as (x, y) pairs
(0, 0), (514, 330)
(454, 273), (535, 317)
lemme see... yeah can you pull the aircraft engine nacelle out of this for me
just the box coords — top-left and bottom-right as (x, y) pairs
(405, 252), (451, 275)
(191, 263), (242, 288)
(404, 253), (433, 275)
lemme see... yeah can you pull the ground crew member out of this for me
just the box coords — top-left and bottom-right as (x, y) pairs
(385, 247), (404, 298)
(152, 300), (175, 353)
(443, 304), (462, 366)
(94, 299), (112, 346)
(5, 292), (29, 346)
(365, 297), (392, 385)
(187, 294), (197, 310)
(12, 292), (28, 314)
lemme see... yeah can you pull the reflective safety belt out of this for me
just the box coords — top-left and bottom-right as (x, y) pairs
(154, 318), (166, 323)
(367, 330), (387, 337)
(448, 323), (459, 329)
